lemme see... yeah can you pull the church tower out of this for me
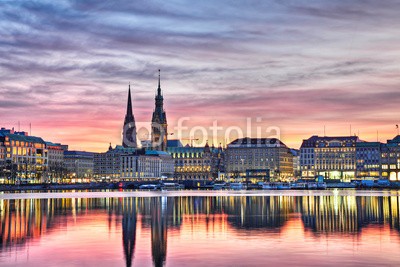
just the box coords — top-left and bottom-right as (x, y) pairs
(151, 70), (168, 151)
(122, 84), (137, 148)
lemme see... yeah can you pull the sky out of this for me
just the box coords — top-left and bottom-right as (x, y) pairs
(0, 0), (399, 152)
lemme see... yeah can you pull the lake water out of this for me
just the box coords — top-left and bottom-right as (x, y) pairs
(1, 190), (400, 266)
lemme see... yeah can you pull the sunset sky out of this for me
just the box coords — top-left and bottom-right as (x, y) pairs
(1, 0), (399, 152)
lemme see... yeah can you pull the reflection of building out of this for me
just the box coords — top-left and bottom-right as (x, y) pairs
(300, 136), (358, 181)
(122, 198), (137, 267)
(167, 142), (223, 180)
(0, 128), (48, 183)
(63, 150), (94, 181)
(381, 136), (400, 181)
(151, 70), (168, 151)
(356, 142), (382, 180)
(151, 197), (167, 267)
(225, 138), (293, 181)
(120, 150), (174, 180)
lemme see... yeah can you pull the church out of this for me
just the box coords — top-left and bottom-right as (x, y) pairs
(122, 70), (168, 151)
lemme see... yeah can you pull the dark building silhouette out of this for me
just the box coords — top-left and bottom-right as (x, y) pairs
(122, 84), (137, 148)
(151, 70), (168, 151)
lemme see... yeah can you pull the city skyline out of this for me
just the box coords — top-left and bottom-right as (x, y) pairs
(1, 1), (400, 152)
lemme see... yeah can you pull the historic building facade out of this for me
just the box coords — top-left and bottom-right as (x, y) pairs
(120, 150), (174, 180)
(93, 144), (136, 181)
(381, 135), (400, 181)
(0, 128), (48, 184)
(225, 138), (293, 182)
(151, 70), (168, 151)
(355, 141), (382, 180)
(45, 141), (67, 183)
(63, 151), (94, 182)
(300, 136), (358, 181)
(166, 142), (224, 180)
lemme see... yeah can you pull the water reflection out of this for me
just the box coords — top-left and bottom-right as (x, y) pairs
(1, 195), (400, 266)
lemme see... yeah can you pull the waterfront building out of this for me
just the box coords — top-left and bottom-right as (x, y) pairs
(93, 144), (136, 181)
(290, 149), (301, 179)
(122, 84), (137, 148)
(151, 70), (168, 151)
(355, 142), (382, 180)
(381, 135), (400, 181)
(120, 150), (174, 180)
(0, 141), (5, 182)
(300, 136), (358, 181)
(45, 141), (67, 183)
(63, 150), (94, 182)
(0, 128), (48, 184)
(166, 142), (223, 181)
(225, 138), (293, 182)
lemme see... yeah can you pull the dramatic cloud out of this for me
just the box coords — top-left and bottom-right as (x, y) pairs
(0, 0), (399, 151)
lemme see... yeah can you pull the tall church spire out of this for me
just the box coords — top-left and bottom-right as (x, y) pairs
(151, 69), (168, 151)
(123, 83), (137, 148)
(158, 69), (161, 95)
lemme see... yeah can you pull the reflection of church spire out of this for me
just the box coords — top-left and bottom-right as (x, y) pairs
(122, 198), (137, 267)
(151, 197), (167, 267)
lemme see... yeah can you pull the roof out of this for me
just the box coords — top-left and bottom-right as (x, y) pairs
(227, 137), (287, 148)
(356, 141), (382, 148)
(301, 135), (359, 148)
(145, 150), (171, 156)
(167, 146), (206, 153)
(64, 150), (94, 157)
(167, 139), (183, 148)
(3, 133), (45, 144)
(388, 135), (400, 144)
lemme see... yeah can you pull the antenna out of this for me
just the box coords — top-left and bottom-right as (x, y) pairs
(376, 130), (379, 142)
(29, 123), (32, 136)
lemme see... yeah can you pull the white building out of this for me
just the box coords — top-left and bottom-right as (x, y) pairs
(120, 150), (174, 180)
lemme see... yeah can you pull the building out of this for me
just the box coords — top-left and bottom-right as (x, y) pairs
(122, 84), (137, 148)
(167, 142), (223, 180)
(0, 128), (48, 184)
(93, 144), (136, 181)
(355, 142), (382, 180)
(381, 135), (400, 181)
(63, 150), (94, 182)
(120, 150), (174, 180)
(46, 141), (67, 183)
(151, 70), (168, 151)
(225, 138), (293, 182)
(300, 136), (358, 181)
(290, 149), (301, 179)
(0, 140), (5, 183)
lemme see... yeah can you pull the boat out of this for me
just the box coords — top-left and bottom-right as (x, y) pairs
(276, 182), (291, 190)
(229, 182), (245, 190)
(291, 182), (307, 189)
(306, 182), (318, 189)
(213, 183), (229, 190)
(160, 183), (184, 191)
(316, 182), (327, 189)
(258, 182), (277, 190)
(139, 184), (159, 190)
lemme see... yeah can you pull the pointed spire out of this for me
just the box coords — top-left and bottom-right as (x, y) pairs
(157, 69), (161, 96)
(126, 83), (133, 118)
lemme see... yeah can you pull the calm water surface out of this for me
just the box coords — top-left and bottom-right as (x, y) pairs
(1, 191), (400, 266)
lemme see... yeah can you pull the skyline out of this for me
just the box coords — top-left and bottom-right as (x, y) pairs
(1, 1), (400, 152)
